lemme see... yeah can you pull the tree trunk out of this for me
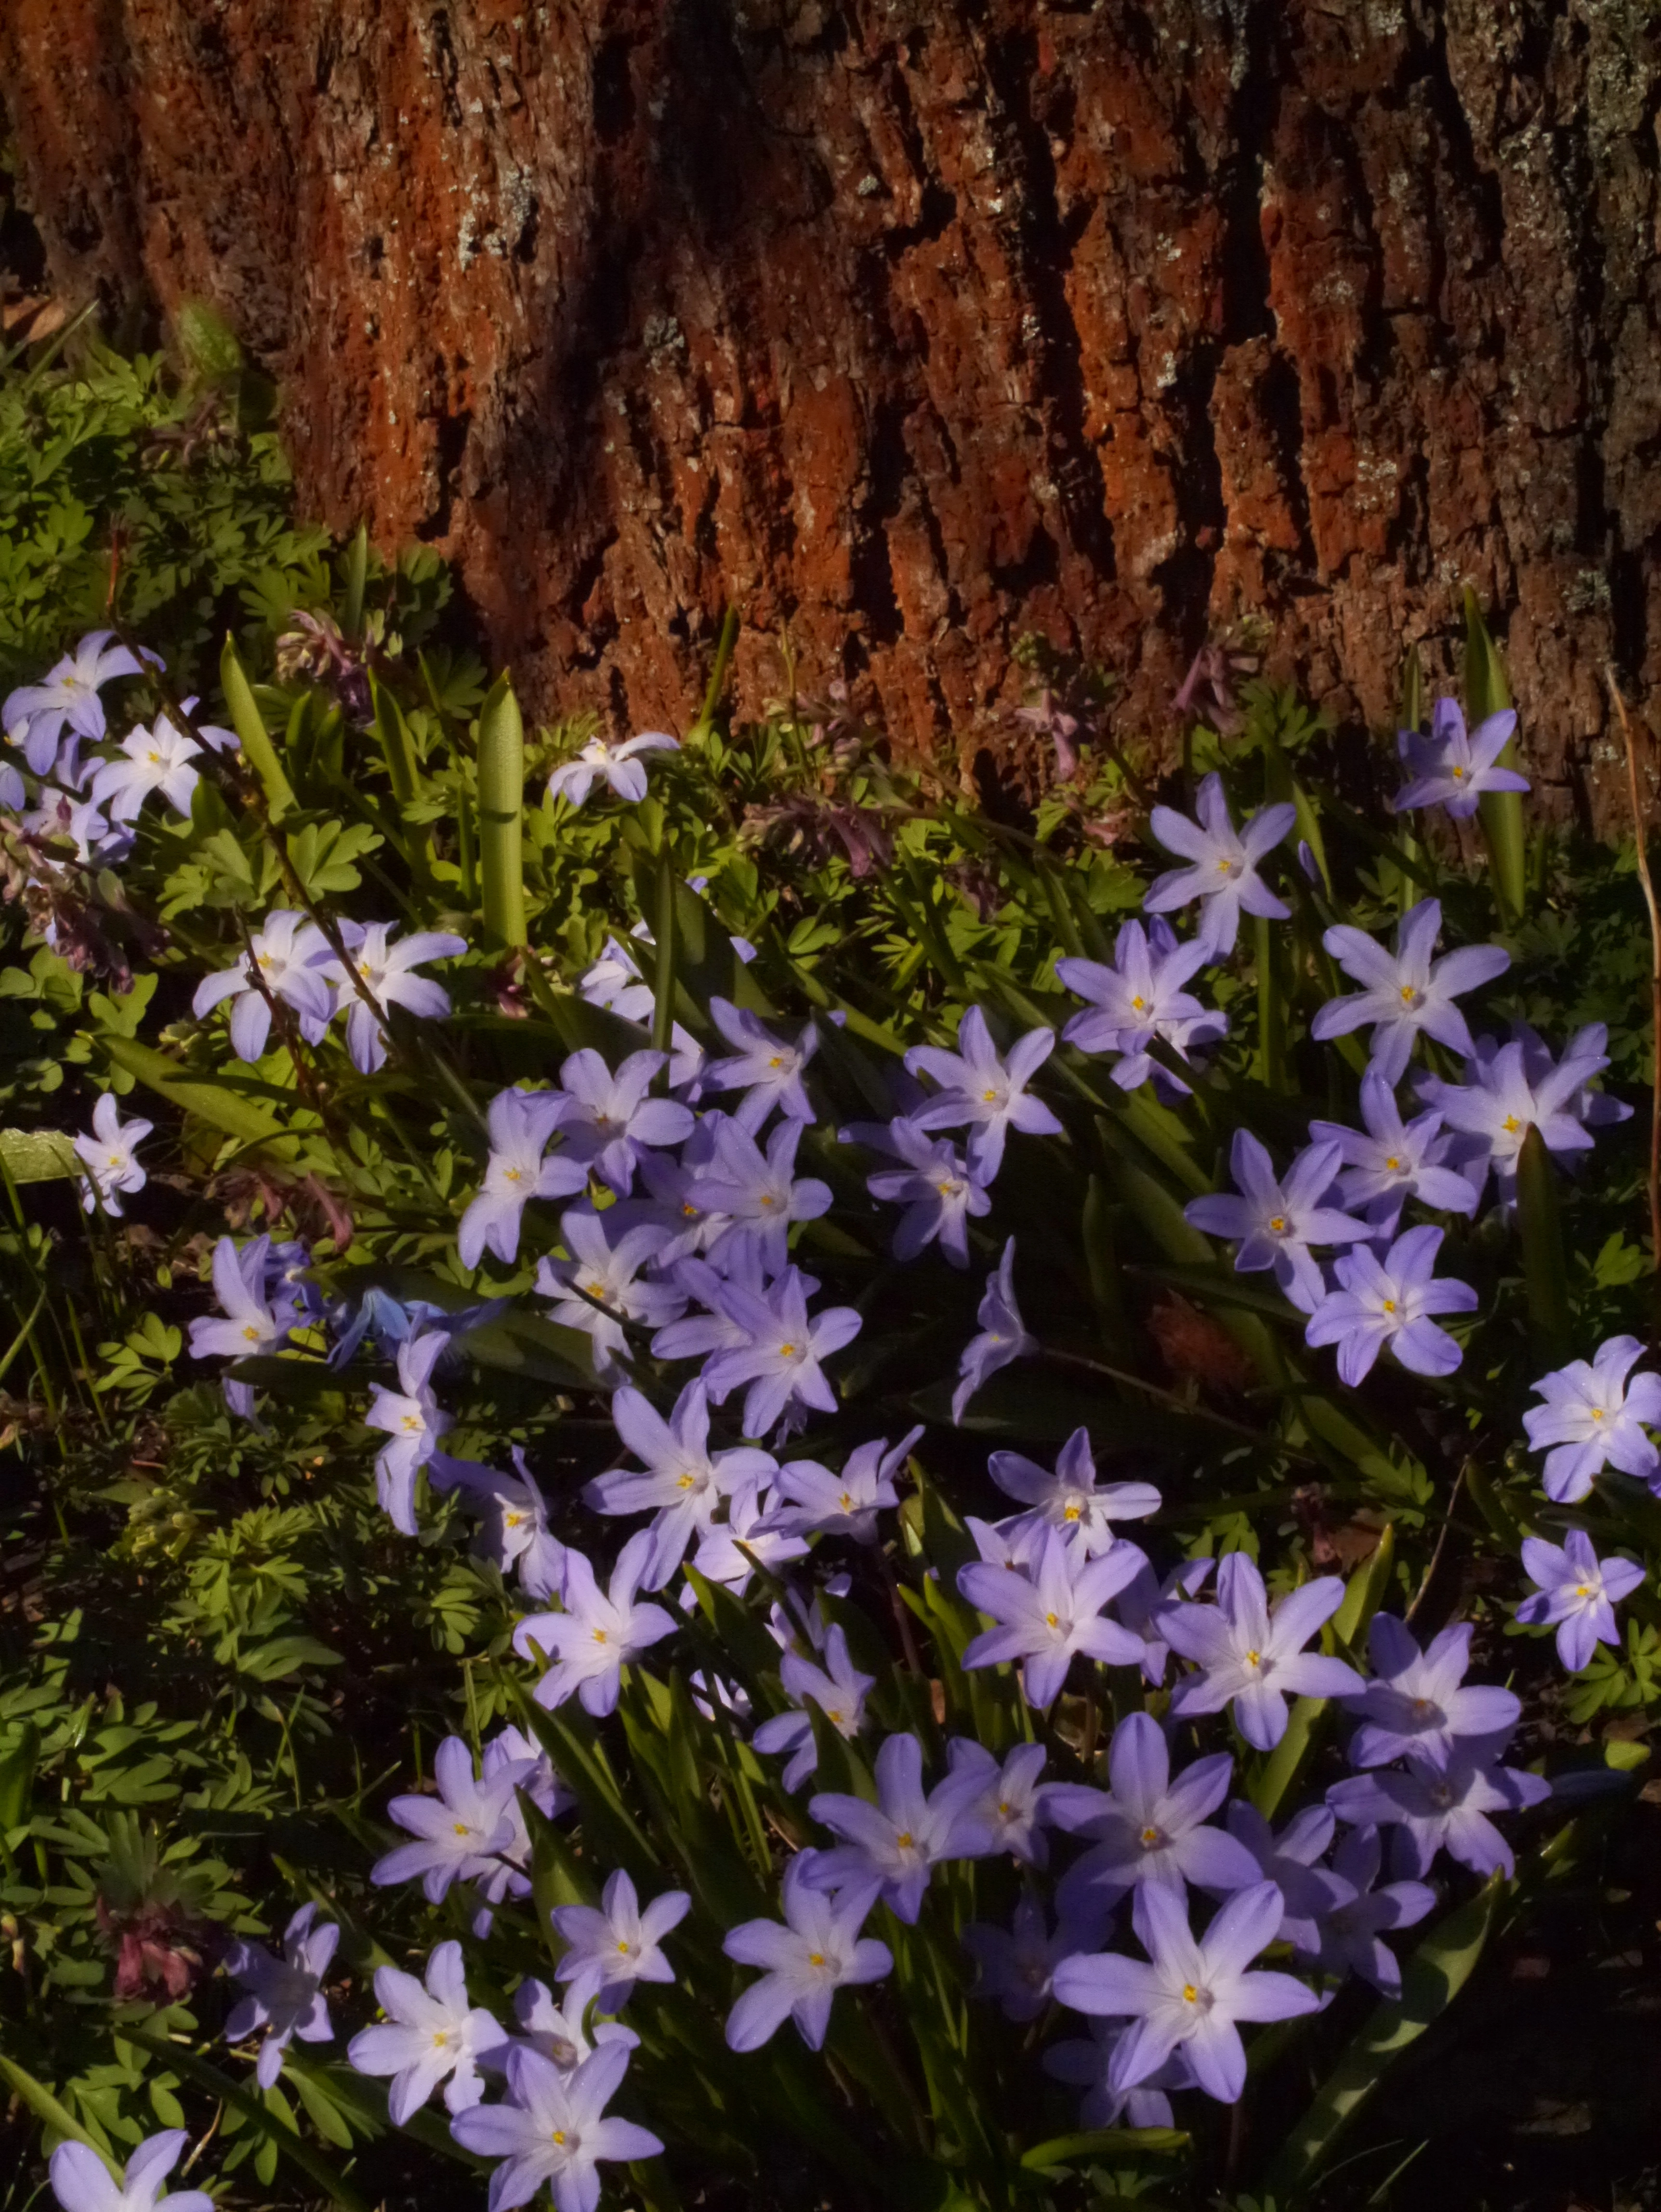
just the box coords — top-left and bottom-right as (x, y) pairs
(4, 0), (1658, 821)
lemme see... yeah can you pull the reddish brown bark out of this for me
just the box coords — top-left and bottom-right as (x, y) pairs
(4, 1), (1659, 820)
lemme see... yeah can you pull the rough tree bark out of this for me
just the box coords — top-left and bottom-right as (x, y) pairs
(3, 0), (1659, 822)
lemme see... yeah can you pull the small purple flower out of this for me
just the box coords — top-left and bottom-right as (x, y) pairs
(751, 1624), (875, 1792)
(1057, 916), (1226, 1094)
(804, 1731), (987, 1922)
(690, 1476), (810, 1592)
(1521, 1335), (1661, 1502)
(1144, 772), (1297, 958)
(723, 1854), (893, 2052)
(865, 1120), (992, 1268)
(1185, 1129), (1369, 1315)
(706, 999), (817, 1132)
(952, 1235), (1038, 1423)
(47, 2130), (213, 2212)
(959, 1527), (1146, 1710)
(763, 1426), (923, 1544)
(1304, 1224), (1478, 1385)
(186, 1234), (301, 1364)
(74, 1092), (153, 1217)
(1313, 899), (1510, 1084)
(584, 1379), (773, 1587)
(1309, 1069), (1480, 1237)
(686, 1116), (833, 1275)
(1345, 1614), (1521, 1769)
(1395, 696), (1529, 820)
(458, 1087), (588, 1270)
(581, 932), (655, 1023)
(536, 1211), (685, 1378)
(1114, 1556), (1213, 1686)
(327, 922), (466, 1073)
(224, 1902), (338, 2087)
(552, 1868), (691, 2015)
(963, 1891), (1110, 2022)
(5, 629), (143, 772)
(191, 909), (335, 1063)
(515, 1532), (678, 1716)
(941, 1740), (1051, 1865)
(988, 1425), (1160, 1560)
(89, 715), (202, 822)
(447, 1447), (569, 1598)
(449, 2040), (662, 2212)
(1161, 1553), (1362, 1751)
(902, 1005), (1062, 1181)
(1293, 1826), (1436, 1997)
(1517, 1527), (1645, 1672)
(1328, 1747), (1550, 1880)
(1045, 1710), (1260, 1913)
(347, 1940), (509, 2122)
(1053, 1879), (1319, 2106)
(366, 1328), (451, 1533)
(552, 1047), (695, 1195)
(1420, 1024), (1621, 1204)
(371, 1735), (527, 1904)
(547, 729), (679, 808)
(693, 1265), (863, 1438)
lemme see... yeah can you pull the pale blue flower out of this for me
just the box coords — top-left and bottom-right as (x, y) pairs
(988, 1425), (1160, 1560)
(74, 1092), (152, 1216)
(694, 1265), (862, 1437)
(1042, 2021), (1194, 2130)
(552, 1868), (691, 2015)
(1161, 1553), (1361, 1750)
(584, 1379), (773, 1587)
(1327, 1747), (1550, 1880)
(686, 1116), (832, 1275)
(89, 714), (201, 821)
(326, 922), (466, 1073)
(449, 2041), (661, 2212)
(723, 1854), (892, 2052)
(5, 629), (143, 771)
(514, 1531), (678, 1717)
(1304, 1223), (1477, 1384)
(963, 1891), (1110, 2022)
(224, 1902), (338, 2087)
(1312, 899), (1510, 1084)
(458, 1088), (589, 1270)
(705, 998), (818, 1132)
(1144, 772), (1296, 956)
(866, 1121), (990, 1266)
(1045, 1711), (1259, 1914)
(347, 1940), (509, 2121)
(762, 1425), (923, 1543)
(1522, 1334), (1661, 1501)
(1518, 1527), (1645, 1672)
(751, 1624), (874, 1792)
(952, 1236), (1037, 1423)
(1185, 1130), (1368, 1314)
(535, 1211), (684, 1378)
(191, 910), (335, 1063)
(1394, 696), (1529, 819)
(48, 2131), (213, 2212)
(551, 1047), (695, 1194)
(903, 1005), (1061, 1180)
(372, 1735), (527, 1904)
(186, 1234), (302, 1364)
(547, 729), (678, 808)
(1344, 1614), (1519, 1769)
(804, 1731), (986, 1922)
(1057, 916), (1226, 1093)
(940, 1739), (1051, 1865)
(1292, 1826), (1435, 1997)
(366, 1328), (451, 1532)
(1053, 1880), (1318, 2105)
(959, 1527), (1145, 1709)
(1419, 1023), (1621, 1203)
(1308, 1068), (1480, 1236)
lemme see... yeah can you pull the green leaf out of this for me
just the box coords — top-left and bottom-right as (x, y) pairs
(1265, 1875), (1505, 2197)
(1250, 1528), (1394, 1821)
(0, 2048), (117, 2172)
(0, 1127), (79, 1182)
(221, 633), (296, 821)
(477, 672), (527, 947)
(1463, 589), (1525, 925)
(99, 1035), (293, 1152)
(1020, 2126), (1188, 2171)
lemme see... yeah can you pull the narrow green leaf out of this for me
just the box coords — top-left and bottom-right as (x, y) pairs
(1463, 588), (1526, 925)
(370, 673), (419, 806)
(651, 848), (678, 1056)
(476, 672), (527, 947)
(100, 1035), (293, 1151)
(1515, 1123), (1572, 1369)
(220, 634), (296, 821)
(689, 606), (739, 741)
(1265, 1876), (1505, 2197)
(1021, 2126), (1188, 2170)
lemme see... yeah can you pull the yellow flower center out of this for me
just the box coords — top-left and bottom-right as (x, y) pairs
(1383, 1297), (1397, 1314)
(1451, 764), (1465, 779)
(1245, 1649), (1262, 1668)
(982, 1086), (999, 1103)
(895, 1831), (914, 1849)
(839, 1491), (854, 1512)
(1503, 1114), (1520, 1133)
(242, 1324), (261, 1341)
(592, 1628), (608, 1644)
(1591, 1406), (1605, 1422)
(1268, 1214), (1287, 1234)
(677, 1473), (696, 1490)
(808, 1951), (825, 1967)
(778, 1341), (797, 1358)
(1131, 994), (1147, 1012)
(1063, 1503), (1081, 1521)
(1044, 1610), (1059, 1628)
(402, 1413), (422, 1432)
(1384, 1154), (1401, 1171)
(1574, 1582), (1592, 1597)
(1183, 1982), (1200, 2002)
(1140, 1825), (1160, 1847)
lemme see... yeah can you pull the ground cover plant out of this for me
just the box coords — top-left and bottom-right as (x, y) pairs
(2, 332), (1661, 2212)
